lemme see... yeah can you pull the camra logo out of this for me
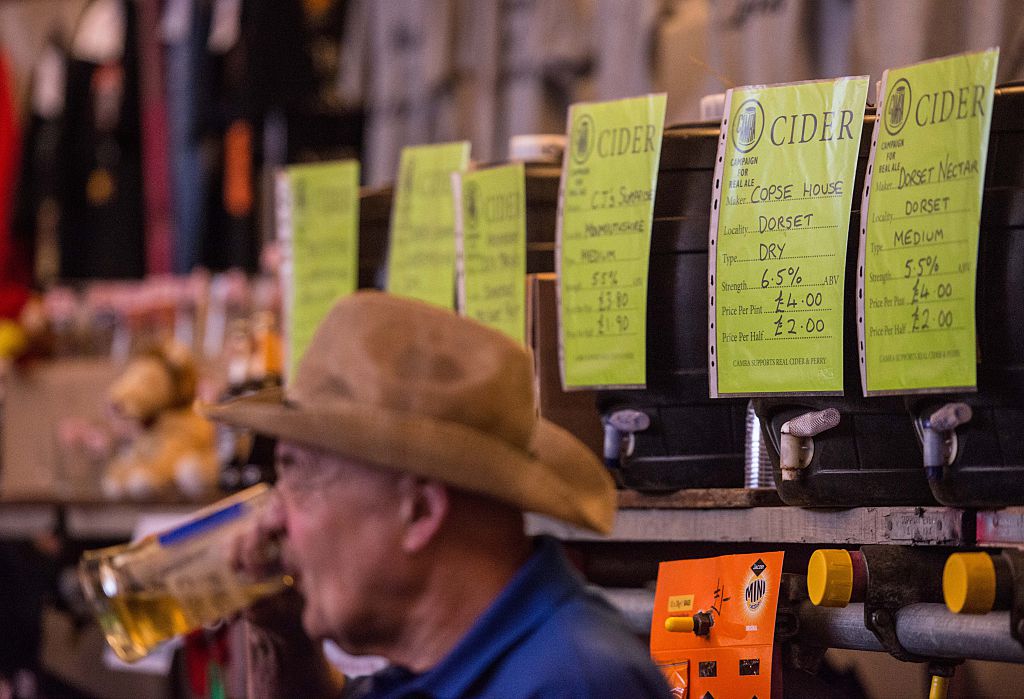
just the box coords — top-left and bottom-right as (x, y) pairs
(885, 78), (912, 136)
(464, 181), (479, 228)
(732, 98), (765, 153)
(572, 113), (595, 165)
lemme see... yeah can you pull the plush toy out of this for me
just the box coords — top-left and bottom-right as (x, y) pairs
(102, 341), (219, 500)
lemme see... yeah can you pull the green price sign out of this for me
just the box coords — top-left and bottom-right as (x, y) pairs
(278, 160), (360, 379)
(454, 164), (527, 344)
(387, 141), (471, 308)
(858, 50), (998, 394)
(710, 77), (868, 397)
(558, 93), (666, 389)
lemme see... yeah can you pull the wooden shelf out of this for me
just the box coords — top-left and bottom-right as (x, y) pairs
(528, 504), (970, 546)
(0, 492), (986, 547)
(617, 487), (782, 509)
(64, 502), (204, 539)
(0, 496), (210, 540)
(976, 508), (1024, 546)
(0, 503), (58, 539)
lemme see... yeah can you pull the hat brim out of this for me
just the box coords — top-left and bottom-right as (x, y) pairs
(202, 387), (615, 534)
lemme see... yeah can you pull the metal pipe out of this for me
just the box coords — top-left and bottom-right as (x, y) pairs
(799, 602), (1024, 664)
(601, 589), (1024, 664)
(896, 604), (1024, 664)
(798, 602), (884, 652)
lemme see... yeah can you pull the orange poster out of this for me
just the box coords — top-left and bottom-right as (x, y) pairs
(651, 552), (784, 698)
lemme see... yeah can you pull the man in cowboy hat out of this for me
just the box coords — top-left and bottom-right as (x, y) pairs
(213, 291), (668, 697)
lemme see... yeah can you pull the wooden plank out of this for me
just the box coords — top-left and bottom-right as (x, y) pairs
(0, 504), (57, 539)
(66, 503), (201, 540)
(976, 509), (1024, 547)
(617, 487), (782, 509)
(527, 506), (968, 545)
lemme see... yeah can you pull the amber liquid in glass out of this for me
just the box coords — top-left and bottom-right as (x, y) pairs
(99, 580), (288, 662)
(79, 484), (288, 662)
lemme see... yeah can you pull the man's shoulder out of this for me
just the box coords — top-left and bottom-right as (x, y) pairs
(497, 587), (668, 696)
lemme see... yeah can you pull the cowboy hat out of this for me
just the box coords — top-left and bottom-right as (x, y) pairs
(203, 291), (616, 533)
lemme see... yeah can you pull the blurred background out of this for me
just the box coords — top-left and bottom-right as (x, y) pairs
(0, 0), (1020, 296)
(0, 1), (1021, 697)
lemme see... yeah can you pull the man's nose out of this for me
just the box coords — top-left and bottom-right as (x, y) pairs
(261, 488), (287, 535)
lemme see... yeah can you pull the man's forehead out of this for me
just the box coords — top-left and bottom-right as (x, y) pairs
(276, 440), (352, 468)
(275, 440), (400, 484)
(275, 440), (323, 461)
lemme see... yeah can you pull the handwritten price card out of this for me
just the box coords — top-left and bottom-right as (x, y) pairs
(453, 164), (527, 344)
(558, 94), (666, 389)
(276, 160), (360, 379)
(858, 50), (997, 395)
(709, 77), (869, 397)
(387, 141), (471, 308)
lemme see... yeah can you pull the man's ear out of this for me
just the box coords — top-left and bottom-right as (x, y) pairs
(398, 477), (449, 553)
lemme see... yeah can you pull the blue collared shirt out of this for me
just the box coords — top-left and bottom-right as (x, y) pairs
(344, 536), (669, 698)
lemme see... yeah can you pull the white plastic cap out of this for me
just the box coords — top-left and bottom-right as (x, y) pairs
(700, 93), (727, 122)
(508, 134), (566, 164)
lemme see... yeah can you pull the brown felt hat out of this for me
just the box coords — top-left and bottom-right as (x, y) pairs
(203, 291), (616, 534)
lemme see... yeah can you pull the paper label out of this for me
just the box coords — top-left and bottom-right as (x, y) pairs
(709, 78), (868, 397)
(454, 164), (527, 344)
(557, 94), (667, 389)
(651, 552), (784, 699)
(858, 50), (998, 394)
(279, 161), (360, 379)
(387, 142), (471, 308)
(668, 594), (695, 613)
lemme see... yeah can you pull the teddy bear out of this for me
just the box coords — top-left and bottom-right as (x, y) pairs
(101, 341), (219, 500)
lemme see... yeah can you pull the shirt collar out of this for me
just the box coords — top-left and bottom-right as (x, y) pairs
(377, 536), (583, 699)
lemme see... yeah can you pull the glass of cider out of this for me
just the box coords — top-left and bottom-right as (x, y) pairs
(78, 483), (290, 662)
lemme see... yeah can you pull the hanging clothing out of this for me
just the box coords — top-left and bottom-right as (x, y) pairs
(10, 38), (66, 289)
(0, 49), (27, 319)
(448, 0), (592, 166)
(286, 0), (362, 164)
(590, 0), (659, 101)
(60, 0), (146, 280)
(136, 0), (174, 274)
(655, 0), (714, 124)
(450, 0), (501, 163)
(339, 0), (457, 185)
(843, 0), (1024, 89)
(705, 0), (819, 89)
(198, 0), (327, 273)
(496, 0), (591, 158)
(162, 0), (211, 273)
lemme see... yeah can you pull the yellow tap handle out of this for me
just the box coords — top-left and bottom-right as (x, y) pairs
(664, 616), (695, 633)
(929, 674), (949, 699)
(944, 552), (997, 614)
(807, 549), (855, 607)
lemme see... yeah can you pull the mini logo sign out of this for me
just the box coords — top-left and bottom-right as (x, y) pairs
(751, 558), (767, 577)
(732, 98), (765, 153)
(885, 78), (912, 136)
(572, 113), (595, 165)
(745, 577), (767, 612)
